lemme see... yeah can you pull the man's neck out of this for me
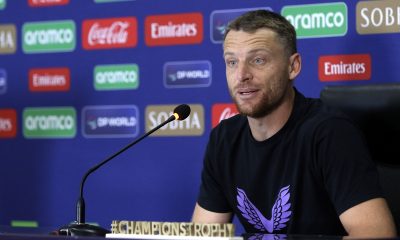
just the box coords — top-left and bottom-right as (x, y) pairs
(247, 87), (295, 141)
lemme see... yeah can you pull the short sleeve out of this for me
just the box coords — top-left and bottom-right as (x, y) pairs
(316, 117), (383, 215)
(197, 128), (232, 213)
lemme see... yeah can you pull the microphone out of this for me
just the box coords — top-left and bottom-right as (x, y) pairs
(56, 104), (191, 236)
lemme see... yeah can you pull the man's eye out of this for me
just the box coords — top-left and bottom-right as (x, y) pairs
(253, 58), (265, 65)
(226, 60), (237, 67)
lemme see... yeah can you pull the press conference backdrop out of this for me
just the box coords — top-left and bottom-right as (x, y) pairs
(0, 0), (399, 231)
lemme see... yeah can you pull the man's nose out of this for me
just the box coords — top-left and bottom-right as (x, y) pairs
(236, 63), (252, 82)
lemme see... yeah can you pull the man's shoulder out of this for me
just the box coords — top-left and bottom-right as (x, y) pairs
(211, 114), (247, 138)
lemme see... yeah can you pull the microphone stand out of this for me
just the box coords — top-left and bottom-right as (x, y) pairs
(57, 115), (177, 236)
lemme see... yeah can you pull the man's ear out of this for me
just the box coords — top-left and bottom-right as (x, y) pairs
(289, 53), (301, 80)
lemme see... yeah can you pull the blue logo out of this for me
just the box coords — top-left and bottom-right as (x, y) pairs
(210, 7), (273, 43)
(164, 60), (211, 88)
(0, 69), (7, 94)
(82, 105), (139, 138)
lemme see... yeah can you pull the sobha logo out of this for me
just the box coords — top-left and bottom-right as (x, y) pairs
(0, 24), (16, 54)
(357, 0), (400, 34)
(94, 64), (139, 91)
(23, 107), (76, 138)
(23, 20), (76, 53)
(281, 2), (348, 38)
(145, 104), (204, 136)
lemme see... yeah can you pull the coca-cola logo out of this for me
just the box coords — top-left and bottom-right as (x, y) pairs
(212, 103), (238, 128)
(82, 17), (137, 50)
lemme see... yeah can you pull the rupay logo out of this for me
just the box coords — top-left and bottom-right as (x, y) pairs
(281, 2), (348, 38)
(23, 107), (76, 138)
(82, 105), (139, 138)
(164, 60), (211, 88)
(22, 20), (76, 53)
(94, 64), (139, 91)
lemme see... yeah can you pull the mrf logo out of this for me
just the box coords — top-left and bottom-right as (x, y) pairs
(210, 7), (272, 43)
(0, 109), (17, 138)
(145, 104), (204, 136)
(82, 17), (137, 50)
(212, 103), (238, 128)
(82, 105), (139, 138)
(164, 60), (211, 88)
(145, 12), (203, 46)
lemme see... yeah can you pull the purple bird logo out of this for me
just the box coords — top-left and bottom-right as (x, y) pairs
(237, 185), (292, 233)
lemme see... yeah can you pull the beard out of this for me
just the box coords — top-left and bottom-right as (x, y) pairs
(231, 80), (291, 119)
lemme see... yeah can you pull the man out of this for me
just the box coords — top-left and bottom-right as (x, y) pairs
(192, 10), (396, 237)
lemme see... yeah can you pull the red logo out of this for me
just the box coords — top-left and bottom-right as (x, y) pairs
(28, 0), (69, 7)
(212, 103), (238, 128)
(82, 17), (138, 50)
(0, 109), (17, 138)
(318, 54), (371, 82)
(145, 12), (203, 46)
(29, 68), (70, 92)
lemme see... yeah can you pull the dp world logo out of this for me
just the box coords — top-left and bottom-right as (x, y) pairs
(210, 7), (272, 43)
(281, 2), (348, 38)
(23, 107), (76, 138)
(22, 20), (76, 53)
(82, 105), (139, 138)
(164, 61), (211, 88)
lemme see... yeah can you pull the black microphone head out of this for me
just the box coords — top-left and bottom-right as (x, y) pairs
(173, 104), (191, 120)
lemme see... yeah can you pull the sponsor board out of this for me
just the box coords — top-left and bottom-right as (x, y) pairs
(210, 7), (272, 43)
(0, 68), (6, 94)
(82, 17), (137, 50)
(0, 0), (5, 10)
(94, 64), (139, 90)
(357, 0), (400, 34)
(319, 54), (371, 82)
(0, 24), (16, 54)
(0, 109), (17, 138)
(212, 103), (238, 128)
(22, 20), (76, 53)
(82, 105), (139, 138)
(145, 12), (203, 46)
(281, 2), (348, 38)
(28, 0), (69, 7)
(29, 67), (70, 92)
(145, 104), (204, 136)
(23, 107), (76, 138)
(164, 60), (211, 88)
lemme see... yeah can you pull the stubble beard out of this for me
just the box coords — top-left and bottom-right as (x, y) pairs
(231, 81), (291, 119)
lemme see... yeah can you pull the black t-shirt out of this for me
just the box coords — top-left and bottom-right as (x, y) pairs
(197, 89), (382, 236)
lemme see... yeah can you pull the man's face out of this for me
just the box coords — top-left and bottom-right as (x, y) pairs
(223, 29), (294, 118)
